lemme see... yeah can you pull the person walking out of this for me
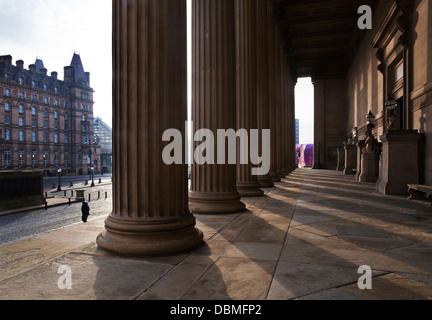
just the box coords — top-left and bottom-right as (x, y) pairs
(81, 202), (90, 223)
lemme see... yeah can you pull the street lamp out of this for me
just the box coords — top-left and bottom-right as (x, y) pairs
(57, 166), (62, 192)
(91, 164), (95, 187)
(384, 96), (398, 131)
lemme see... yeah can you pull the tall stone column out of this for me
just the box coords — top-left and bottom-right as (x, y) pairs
(267, 1), (280, 182)
(256, 0), (274, 188)
(235, 0), (264, 197)
(189, 0), (246, 213)
(97, 0), (203, 255)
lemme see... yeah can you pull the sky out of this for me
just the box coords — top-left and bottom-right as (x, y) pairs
(0, 0), (314, 142)
(0, 0), (112, 127)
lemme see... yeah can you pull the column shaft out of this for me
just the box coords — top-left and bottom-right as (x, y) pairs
(97, 0), (203, 255)
(189, 0), (246, 214)
(235, 0), (264, 197)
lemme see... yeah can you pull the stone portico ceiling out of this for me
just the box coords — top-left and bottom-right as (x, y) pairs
(274, 0), (375, 79)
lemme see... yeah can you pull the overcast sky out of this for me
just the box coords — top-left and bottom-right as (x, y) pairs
(0, 0), (314, 143)
(0, 0), (112, 126)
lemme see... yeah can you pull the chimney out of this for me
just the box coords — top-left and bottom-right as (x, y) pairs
(16, 60), (24, 69)
(40, 68), (47, 77)
(0, 55), (12, 67)
(51, 71), (58, 81)
(29, 64), (36, 74)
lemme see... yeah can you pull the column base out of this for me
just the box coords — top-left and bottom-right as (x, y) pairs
(189, 191), (246, 214)
(258, 175), (275, 188)
(237, 182), (264, 197)
(96, 215), (203, 256)
(270, 172), (281, 182)
(359, 153), (379, 183)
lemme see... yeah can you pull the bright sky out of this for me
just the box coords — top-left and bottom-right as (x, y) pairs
(0, 0), (112, 127)
(295, 78), (314, 145)
(0, 0), (314, 142)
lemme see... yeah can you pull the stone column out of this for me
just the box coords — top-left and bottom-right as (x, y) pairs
(189, 0), (246, 213)
(97, 0), (203, 256)
(267, 1), (280, 182)
(354, 140), (366, 181)
(336, 147), (345, 172)
(256, 0), (274, 188)
(235, 0), (264, 197)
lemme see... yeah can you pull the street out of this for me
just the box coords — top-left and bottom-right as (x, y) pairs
(43, 173), (112, 192)
(0, 182), (113, 246)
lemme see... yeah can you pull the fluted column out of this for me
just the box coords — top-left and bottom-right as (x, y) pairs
(97, 0), (203, 255)
(256, 0), (274, 188)
(235, 0), (264, 197)
(267, 1), (280, 182)
(189, 0), (246, 214)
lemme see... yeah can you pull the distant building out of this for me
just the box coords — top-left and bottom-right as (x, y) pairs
(0, 53), (100, 175)
(295, 119), (300, 145)
(93, 117), (112, 173)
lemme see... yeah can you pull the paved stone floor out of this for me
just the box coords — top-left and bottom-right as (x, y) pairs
(0, 168), (431, 300)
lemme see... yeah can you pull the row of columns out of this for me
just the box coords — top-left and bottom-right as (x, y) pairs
(97, 0), (296, 256)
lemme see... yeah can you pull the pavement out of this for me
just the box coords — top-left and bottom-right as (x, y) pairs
(0, 168), (432, 301)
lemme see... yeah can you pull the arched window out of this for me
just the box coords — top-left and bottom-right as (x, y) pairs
(32, 106), (37, 116)
(43, 108), (49, 117)
(19, 77), (23, 85)
(19, 104), (24, 114)
(4, 102), (10, 111)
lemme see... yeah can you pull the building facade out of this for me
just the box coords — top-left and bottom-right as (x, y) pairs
(93, 117), (112, 174)
(0, 53), (100, 176)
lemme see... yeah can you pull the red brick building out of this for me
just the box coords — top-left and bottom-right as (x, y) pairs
(0, 53), (100, 176)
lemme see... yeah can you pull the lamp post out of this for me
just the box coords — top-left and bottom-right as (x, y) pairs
(91, 164), (95, 187)
(384, 96), (398, 132)
(57, 166), (62, 192)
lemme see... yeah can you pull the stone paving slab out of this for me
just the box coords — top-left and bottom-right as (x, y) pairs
(0, 168), (432, 300)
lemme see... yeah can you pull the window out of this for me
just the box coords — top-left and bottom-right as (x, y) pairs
(65, 134), (69, 144)
(54, 87), (58, 94)
(55, 100), (59, 107)
(44, 97), (49, 105)
(19, 130), (24, 142)
(43, 120), (48, 129)
(44, 132), (49, 143)
(55, 122), (59, 130)
(19, 104), (24, 113)
(64, 113), (69, 121)
(83, 135), (88, 144)
(4, 73), (9, 81)
(32, 80), (36, 88)
(19, 151), (25, 167)
(5, 102), (10, 111)
(32, 151), (37, 167)
(43, 84), (47, 91)
(395, 62), (404, 83)
(32, 94), (37, 102)
(65, 102), (69, 109)
(54, 111), (59, 119)
(65, 122), (69, 131)
(32, 119), (37, 127)
(19, 92), (24, 99)
(19, 77), (23, 85)
(4, 150), (11, 168)
(5, 115), (10, 125)
(54, 152), (59, 166)
(54, 133), (59, 144)
(82, 115), (86, 122)
(32, 106), (37, 116)
(5, 89), (10, 97)
(43, 109), (48, 117)
(32, 131), (37, 142)
(5, 129), (10, 141)
(19, 117), (24, 126)
(78, 152), (82, 165)
(43, 151), (49, 167)
(64, 152), (69, 166)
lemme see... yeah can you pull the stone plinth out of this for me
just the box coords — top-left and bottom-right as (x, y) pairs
(0, 171), (44, 211)
(336, 147), (345, 172)
(377, 130), (423, 195)
(355, 140), (366, 181)
(359, 153), (380, 183)
(343, 145), (357, 175)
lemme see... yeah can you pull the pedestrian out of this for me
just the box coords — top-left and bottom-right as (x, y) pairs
(81, 202), (90, 223)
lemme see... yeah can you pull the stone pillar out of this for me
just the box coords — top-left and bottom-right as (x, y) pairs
(313, 79), (326, 169)
(360, 153), (380, 183)
(97, 0), (203, 256)
(189, 0), (246, 213)
(336, 147), (345, 172)
(377, 130), (422, 195)
(235, 0), (264, 197)
(256, 0), (274, 188)
(343, 144), (357, 175)
(354, 140), (366, 181)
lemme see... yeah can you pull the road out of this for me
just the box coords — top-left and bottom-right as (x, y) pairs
(0, 183), (113, 246)
(43, 173), (112, 192)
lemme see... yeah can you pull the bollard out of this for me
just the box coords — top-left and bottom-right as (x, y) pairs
(45, 201), (48, 210)
(64, 190), (67, 197)
(105, 192), (107, 199)
(98, 191), (100, 199)
(68, 198), (71, 206)
(84, 180), (88, 186)
(88, 194), (91, 202)
(99, 178), (102, 184)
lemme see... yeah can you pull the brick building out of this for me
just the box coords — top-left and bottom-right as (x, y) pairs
(0, 53), (100, 176)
